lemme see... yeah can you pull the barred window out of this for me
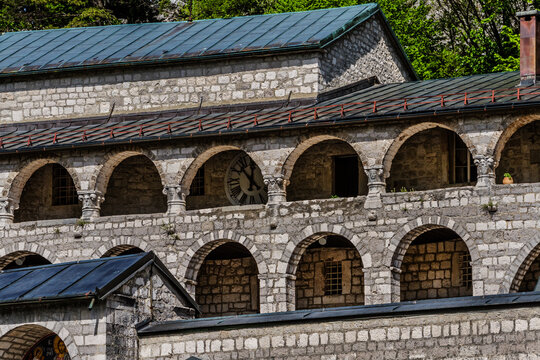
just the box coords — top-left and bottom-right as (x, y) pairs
(324, 260), (343, 295)
(191, 166), (205, 196)
(459, 252), (472, 288)
(52, 164), (78, 206)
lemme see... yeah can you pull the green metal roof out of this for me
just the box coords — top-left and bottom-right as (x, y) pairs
(0, 4), (381, 76)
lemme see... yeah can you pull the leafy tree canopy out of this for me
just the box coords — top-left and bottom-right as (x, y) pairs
(1, 0), (540, 79)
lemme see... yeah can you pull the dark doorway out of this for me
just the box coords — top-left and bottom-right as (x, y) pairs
(333, 156), (359, 197)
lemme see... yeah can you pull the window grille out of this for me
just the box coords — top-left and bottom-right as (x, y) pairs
(191, 166), (205, 196)
(324, 260), (343, 295)
(52, 164), (78, 206)
(459, 252), (472, 288)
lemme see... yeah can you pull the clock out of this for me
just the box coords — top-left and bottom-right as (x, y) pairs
(225, 153), (267, 205)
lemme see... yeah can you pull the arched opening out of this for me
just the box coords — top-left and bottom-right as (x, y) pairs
(496, 120), (540, 184)
(0, 325), (71, 360)
(398, 228), (473, 301)
(0, 251), (50, 270)
(186, 150), (267, 210)
(101, 245), (144, 258)
(295, 234), (364, 310)
(195, 242), (259, 317)
(510, 243), (540, 293)
(287, 140), (368, 201)
(387, 128), (477, 191)
(14, 164), (81, 223)
(100, 155), (167, 216)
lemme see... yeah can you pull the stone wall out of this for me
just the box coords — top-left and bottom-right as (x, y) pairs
(138, 306), (540, 359)
(14, 164), (81, 223)
(296, 247), (364, 309)
(320, 14), (413, 91)
(186, 150), (240, 210)
(196, 256), (259, 317)
(100, 155), (167, 216)
(0, 16), (412, 125)
(287, 140), (368, 201)
(496, 120), (540, 184)
(401, 239), (472, 301)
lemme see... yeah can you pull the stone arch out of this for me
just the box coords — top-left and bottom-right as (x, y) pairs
(385, 216), (478, 270)
(491, 114), (540, 165)
(279, 224), (371, 276)
(0, 251), (51, 270)
(93, 238), (149, 259)
(92, 147), (166, 195)
(0, 242), (56, 265)
(503, 233), (540, 293)
(0, 324), (79, 360)
(2, 156), (81, 205)
(100, 245), (144, 258)
(181, 230), (268, 283)
(281, 134), (369, 182)
(382, 122), (477, 179)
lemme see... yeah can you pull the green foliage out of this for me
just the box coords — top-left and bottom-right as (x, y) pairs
(68, 7), (120, 27)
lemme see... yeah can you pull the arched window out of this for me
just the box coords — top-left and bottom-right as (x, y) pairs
(0, 325), (71, 360)
(101, 245), (144, 258)
(195, 242), (259, 317)
(0, 251), (50, 270)
(15, 164), (81, 222)
(294, 234), (364, 310)
(101, 155), (166, 216)
(287, 140), (367, 201)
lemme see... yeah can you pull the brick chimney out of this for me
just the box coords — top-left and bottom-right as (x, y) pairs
(518, 7), (540, 86)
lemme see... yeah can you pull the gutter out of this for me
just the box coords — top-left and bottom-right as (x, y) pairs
(0, 100), (537, 156)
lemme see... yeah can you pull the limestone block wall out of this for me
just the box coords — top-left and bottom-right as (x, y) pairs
(196, 256), (259, 317)
(295, 247), (364, 309)
(138, 306), (540, 360)
(0, 15), (412, 125)
(401, 239), (472, 301)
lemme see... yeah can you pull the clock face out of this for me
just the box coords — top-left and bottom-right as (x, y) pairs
(225, 153), (267, 205)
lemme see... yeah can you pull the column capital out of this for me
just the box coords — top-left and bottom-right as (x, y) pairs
(364, 165), (385, 209)
(473, 154), (496, 188)
(78, 190), (104, 220)
(0, 197), (16, 226)
(263, 175), (288, 205)
(163, 184), (187, 215)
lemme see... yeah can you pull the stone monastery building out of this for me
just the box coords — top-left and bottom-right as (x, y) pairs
(0, 3), (539, 359)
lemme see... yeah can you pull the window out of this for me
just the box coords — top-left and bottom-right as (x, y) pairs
(324, 260), (343, 295)
(449, 133), (477, 184)
(333, 155), (358, 197)
(52, 164), (78, 206)
(459, 252), (472, 289)
(190, 166), (205, 196)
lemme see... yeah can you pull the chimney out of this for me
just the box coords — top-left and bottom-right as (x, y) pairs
(518, 7), (540, 86)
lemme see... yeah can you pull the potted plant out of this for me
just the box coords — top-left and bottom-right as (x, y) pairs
(503, 173), (514, 184)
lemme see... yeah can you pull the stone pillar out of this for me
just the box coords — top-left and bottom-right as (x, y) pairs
(473, 155), (496, 188)
(78, 191), (104, 220)
(162, 185), (187, 215)
(363, 265), (400, 305)
(364, 165), (385, 209)
(0, 197), (16, 226)
(258, 273), (295, 313)
(263, 175), (287, 205)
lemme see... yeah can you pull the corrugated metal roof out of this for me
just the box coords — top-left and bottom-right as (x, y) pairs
(138, 291), (540, 335)
(0, 71), (537, 154)
(0, 4), (379, 76)
(0, 252), (198, 310)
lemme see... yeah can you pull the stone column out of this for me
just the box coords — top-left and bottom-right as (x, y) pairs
(0, 197), (16, 227)
(258, 273), (295, 313)
(263, 175), (287, 205)
(474, 155), (496, 188)
(162, 185), (187, 215)
(78, 191), (104, 220)
(363, 265), (400, 305)
(364, 165), (385, 209)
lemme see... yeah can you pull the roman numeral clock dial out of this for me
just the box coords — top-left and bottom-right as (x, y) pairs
(225, 153), (268, 205)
